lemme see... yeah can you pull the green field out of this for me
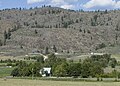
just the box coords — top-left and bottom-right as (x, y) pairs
(0, 79), (120, 86)
(0, 67), (14, 77)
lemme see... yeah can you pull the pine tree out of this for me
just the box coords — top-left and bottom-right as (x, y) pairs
(3, 30), (7, 45)
(76, 19), (79, 23)
(0, 39), (2, 46)
(34, 29), (38, 34)
(61, 16), (64, 21)
(104, 9), (108, 14)
(53, 45), (57, 52)
(45, 47), (49, 54)
(84, 29), (86, 33)
(79, 29), (82, 32)
(4, 30), (7, 40)
(7, 28), (11, 39)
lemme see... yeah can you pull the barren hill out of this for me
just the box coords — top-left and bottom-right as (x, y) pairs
(0, 7), (120, 56)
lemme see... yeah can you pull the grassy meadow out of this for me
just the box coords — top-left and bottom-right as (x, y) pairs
(0, 79), (120, 86)
(0, 67), (14, 77)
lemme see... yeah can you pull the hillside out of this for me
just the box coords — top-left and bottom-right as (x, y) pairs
(0, 7), (120, 56)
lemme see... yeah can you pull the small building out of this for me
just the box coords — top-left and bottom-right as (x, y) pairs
(40, 67), (51, 77)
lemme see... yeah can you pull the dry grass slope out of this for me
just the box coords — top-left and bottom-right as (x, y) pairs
(0, 7), (120, 56)
(0, 79), (120, 86)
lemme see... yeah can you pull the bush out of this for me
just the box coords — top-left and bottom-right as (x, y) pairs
(7, 63), (12, 66)
(96, 43), (106, 50)
(11, 68), (19, 77)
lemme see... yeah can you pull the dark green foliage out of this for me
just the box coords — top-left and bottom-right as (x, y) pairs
(104, 9), (108, 14)
(69, 59), (73, 63)
(11, 68), (19, 77)
(6, 63), (12, 66)
(91, 36), (92, 40)
(26, 56), (44, 63)
(10, 24), (20, 32)
(67, 63), (81, 77)
(0, 59), (17, 63)
(63, 22), (68, 28)
(19, 7), (21, 11)
(91, 54), (111, 68)
(0, 39), (3, 46)
(115, 34), (118, 41)
(53, 45), (57, 52)
(11, 61), (42, 77)
(54, 62), (68, 77)
(118, 72), (120, 78)
(91, 15), (98, 26)
(93, 15), (98, 22)
(44, 53), (57, 67)
(29, 7), (33, 10)
(81, 58), (103, 78)
(34, 29), (38, 34)
(34, 11), (37, 15)
(79, 29), (82, 32)
(90, 62), (104, 77)
(24, 22), (29, 26)
(87, 30), (91, 34)
(45, 47), (49, 55)
(61, 16), (64, 21)
(108, 17), (111, 21)
(36, 56), (44, 63)
(109, 58), (117, 68)
(4, 30), (7, 40)
(81, 58), (92, 78)
(76, 19), (79, 23)
(35, 21), (37, 25)
(55, 24), (58, 28)
(106, 23), (108, 26)
(91, 54), (110, 61)
(99, 43), (106, 49)
(10, 53), (117, 78)
(91, 21), (95, 26)
(30, 13), (33, 16)
(115, 21), (120, 31)
(79, 18), (83, 22)
(101, 70), (118, 78)
(97, 77), (99, 81)
(79, 9), (84, 12)
(32, 62), (43, 77)
(84, 29), (86, 33)
(22, 54), (109, 78)
(63, 20), (74, 28)
(7, 28), (11, 39)
(20, 45), (23, 49)
(96, 43), (106, 50)
(3, 28), (12, 41)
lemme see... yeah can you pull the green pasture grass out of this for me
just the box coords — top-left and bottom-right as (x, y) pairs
(0, 67), (14, 77)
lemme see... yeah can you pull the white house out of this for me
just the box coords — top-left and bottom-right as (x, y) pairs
(40, 67), (51, 77)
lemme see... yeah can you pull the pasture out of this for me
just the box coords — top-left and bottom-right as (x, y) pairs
(0, 79), (120, 86)
(0, 67), (14, 77)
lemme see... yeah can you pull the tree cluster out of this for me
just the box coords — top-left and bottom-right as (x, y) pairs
(11, 61), (42, 77)
(11, 53), (117, 78)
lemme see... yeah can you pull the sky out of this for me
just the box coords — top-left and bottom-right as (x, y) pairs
(0, 0), (120, 10)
